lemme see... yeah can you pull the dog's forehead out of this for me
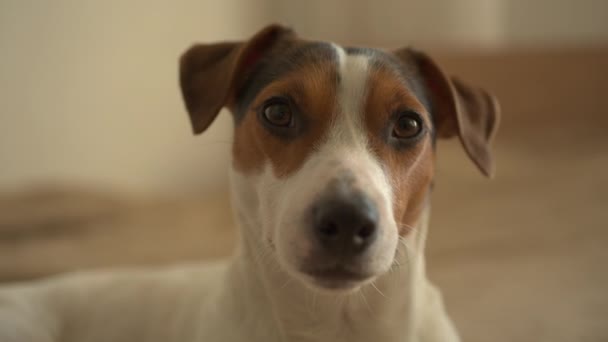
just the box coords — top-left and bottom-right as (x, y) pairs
(231, 41), (435, 180)
(347, 47), (430, 112)
(235, 42), (336, 117)
(235, 42), (429, 117)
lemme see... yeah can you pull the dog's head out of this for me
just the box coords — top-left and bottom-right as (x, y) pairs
(179, 25), (499, 292)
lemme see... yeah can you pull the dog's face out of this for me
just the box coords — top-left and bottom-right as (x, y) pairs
(180, 25), (499, 292)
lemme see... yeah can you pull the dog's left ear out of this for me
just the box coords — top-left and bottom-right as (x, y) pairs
(395, 48), (501, 177)
(180, 24), (296, 134)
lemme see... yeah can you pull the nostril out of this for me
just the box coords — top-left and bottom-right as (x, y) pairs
(318, 221), (339, 238)
(357, 223), (375, 239)
(353, 223), (376, 246)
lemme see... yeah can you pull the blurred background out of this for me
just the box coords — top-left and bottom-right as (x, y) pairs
(1, 1), (607, 341)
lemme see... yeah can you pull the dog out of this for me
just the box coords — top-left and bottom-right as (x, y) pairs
(0, 24), (499, 342)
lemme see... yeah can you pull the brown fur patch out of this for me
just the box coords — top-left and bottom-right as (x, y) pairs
(364, 65), (435, 236)
(232, 62), (338, 177)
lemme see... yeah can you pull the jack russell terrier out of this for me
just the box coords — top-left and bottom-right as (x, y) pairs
(0, 24), (499, 342)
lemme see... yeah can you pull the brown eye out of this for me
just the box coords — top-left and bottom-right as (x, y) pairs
(263, 102), (292, 127)
(393, 112), (423, 139)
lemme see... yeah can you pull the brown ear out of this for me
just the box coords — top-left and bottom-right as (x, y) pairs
(399, 48), (500, 178)
(179, 24), (296, 134)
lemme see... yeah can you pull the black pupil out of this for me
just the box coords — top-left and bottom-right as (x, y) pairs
(265, 104), (291, 125)
(397, 116), (419, 137)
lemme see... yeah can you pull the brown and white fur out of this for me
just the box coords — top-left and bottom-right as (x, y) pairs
(0, 24), (499, 342)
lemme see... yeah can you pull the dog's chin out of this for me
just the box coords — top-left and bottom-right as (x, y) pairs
(295, 267), (379, 294)
(302, 275), (375, 294)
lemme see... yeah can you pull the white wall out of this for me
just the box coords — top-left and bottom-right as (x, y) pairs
(0, 0), (262, 195)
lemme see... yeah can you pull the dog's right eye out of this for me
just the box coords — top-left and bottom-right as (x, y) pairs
(262, 100), (293, 127)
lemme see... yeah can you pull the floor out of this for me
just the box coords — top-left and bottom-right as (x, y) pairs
(1, 47), (607, 341)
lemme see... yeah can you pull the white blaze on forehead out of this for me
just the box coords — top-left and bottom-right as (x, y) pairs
(330, 44), (371, 147)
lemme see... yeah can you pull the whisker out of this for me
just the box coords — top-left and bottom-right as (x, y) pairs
(359, 291), (373, 315)
(371, 282), (387, 299)
(393, 257), (402, 267)
(398, 222), (419, 233)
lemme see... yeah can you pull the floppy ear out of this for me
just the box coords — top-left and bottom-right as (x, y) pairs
(179, 24), (296, 134)
(397, 48), (500, 177)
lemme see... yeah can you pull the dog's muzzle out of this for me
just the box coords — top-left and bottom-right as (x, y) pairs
(300, 177), (381, 288)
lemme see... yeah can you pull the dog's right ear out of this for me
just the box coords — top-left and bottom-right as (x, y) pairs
(179, 24), (296, 135)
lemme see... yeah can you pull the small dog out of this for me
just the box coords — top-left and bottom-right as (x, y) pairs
(0, 24), (499, 342)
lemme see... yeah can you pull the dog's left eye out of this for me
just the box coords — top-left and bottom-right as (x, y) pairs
(262, 100), (292, 127)
(393, 112), (423, 139)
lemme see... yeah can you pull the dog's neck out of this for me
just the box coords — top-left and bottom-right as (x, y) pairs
(224, 173), (433, 342)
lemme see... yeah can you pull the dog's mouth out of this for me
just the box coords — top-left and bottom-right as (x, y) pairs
(300, 265), (376, 291)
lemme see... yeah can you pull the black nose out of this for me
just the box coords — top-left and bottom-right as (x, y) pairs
(312, 194), (379, 257)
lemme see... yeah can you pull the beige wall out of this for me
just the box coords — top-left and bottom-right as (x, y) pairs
(270, 0), (506, 48)
(269, 0), (608, 48)
(504, 0), (608, 46)
(1, 0), (606, 196)
(0, 0), (263, 195)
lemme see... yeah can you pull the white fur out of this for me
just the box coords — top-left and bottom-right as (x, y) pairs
(0, 45), (460, 342)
